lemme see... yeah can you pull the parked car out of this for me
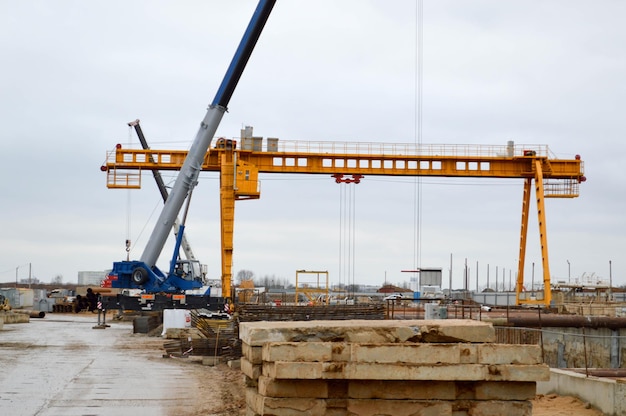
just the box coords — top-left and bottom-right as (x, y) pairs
(383, 293), (404, 301)
(480, 305), (492, 312)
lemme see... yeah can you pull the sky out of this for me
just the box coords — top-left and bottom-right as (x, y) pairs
(1, 1), (625, 291)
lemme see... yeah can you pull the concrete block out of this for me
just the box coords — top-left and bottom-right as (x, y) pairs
(258, 375), (329, 398)
(227, 359), (241, 369)
(262, 341), (335, 363)
(346, 399), (452, 416)
(351, 343), (470, 365)
(497, 364), (551, 382)
(460, 381), (536, 400)
(245, 387), (328, 416)
(348, 380), (457, 400)
(241, 357), (262, 381)
(242, 342), (263, 364)
(353, 343), (539, 366)
(239, 319), (494, 346)
(477, 343), (542, 365)
(264, 361), (550, 382)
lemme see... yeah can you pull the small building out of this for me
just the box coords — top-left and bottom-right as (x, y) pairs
(77, 271), (108, 286)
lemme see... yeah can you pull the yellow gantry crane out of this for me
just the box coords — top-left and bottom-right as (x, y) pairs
(102, 129), (585, 306)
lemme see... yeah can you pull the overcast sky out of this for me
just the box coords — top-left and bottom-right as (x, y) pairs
(1, 1), (624, 291)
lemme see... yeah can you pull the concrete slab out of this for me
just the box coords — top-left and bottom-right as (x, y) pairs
(246, 387), (533, 416)
(239, 319), (495, 346)
(0, 314), (208, 416)
(262, 361), (550, 381)
(255, 377), (536, 400)
(260, 342), (542, 365)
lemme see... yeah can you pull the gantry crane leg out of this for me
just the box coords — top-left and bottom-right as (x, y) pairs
(220, 152), (236, 300)
(515, 178), (531, 305)
(534, 159), (552, 306)
(515, 159), (552, 306)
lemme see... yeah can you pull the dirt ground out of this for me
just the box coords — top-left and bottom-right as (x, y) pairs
(165, 353), (604, 416)
(532, 394), (603, 416)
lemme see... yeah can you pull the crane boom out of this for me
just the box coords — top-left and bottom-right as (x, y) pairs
(101, 0), (275, 306)
(128, 119), (197, 262)
(140, 0), (275, 268)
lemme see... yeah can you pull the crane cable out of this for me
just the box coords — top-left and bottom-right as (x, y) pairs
(125, 124), (133, 259)
(338, 180), (357, 293)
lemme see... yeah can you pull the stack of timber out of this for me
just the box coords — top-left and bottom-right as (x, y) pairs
(237, 304), (385, 322)
(239, 319), (549, 416)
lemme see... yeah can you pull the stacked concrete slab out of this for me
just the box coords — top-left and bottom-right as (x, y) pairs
(239, 319), (549, 416)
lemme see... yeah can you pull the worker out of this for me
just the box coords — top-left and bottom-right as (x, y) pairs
(86, 288), (98, 312)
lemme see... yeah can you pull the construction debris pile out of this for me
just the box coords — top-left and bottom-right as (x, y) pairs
(239, 319), (549, 416)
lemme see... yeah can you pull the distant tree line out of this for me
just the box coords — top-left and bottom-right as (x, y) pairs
(235, 269), (404, 292)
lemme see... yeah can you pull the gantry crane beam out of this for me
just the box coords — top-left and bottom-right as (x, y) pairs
(105, 144), (582, 179)
(102, 139), (585, 305)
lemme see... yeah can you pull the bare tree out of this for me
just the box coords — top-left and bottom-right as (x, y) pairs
(51, 275), (63, 285)
(236, 269), (255, 285)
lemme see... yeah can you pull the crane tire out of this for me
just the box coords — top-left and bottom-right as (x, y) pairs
(131, 267), (149, 285)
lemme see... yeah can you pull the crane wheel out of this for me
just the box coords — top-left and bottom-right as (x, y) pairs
(131, 267), (149, 285)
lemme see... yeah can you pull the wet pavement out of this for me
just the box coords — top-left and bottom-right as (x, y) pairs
(0, 313), (200, 416)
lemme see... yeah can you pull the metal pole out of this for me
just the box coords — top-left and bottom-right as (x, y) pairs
(567, 259), (570, 283)
(609, 260), (613, 301)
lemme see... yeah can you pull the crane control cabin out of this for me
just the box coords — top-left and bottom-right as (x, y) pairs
(102, 128), (585, 306)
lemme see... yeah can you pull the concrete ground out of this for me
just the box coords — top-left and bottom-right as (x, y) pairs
(0, 312), (602, 416)
(0, 313), (244, 416)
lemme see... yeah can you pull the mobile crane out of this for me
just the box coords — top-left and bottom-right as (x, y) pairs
(100, 0), (275, 311)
